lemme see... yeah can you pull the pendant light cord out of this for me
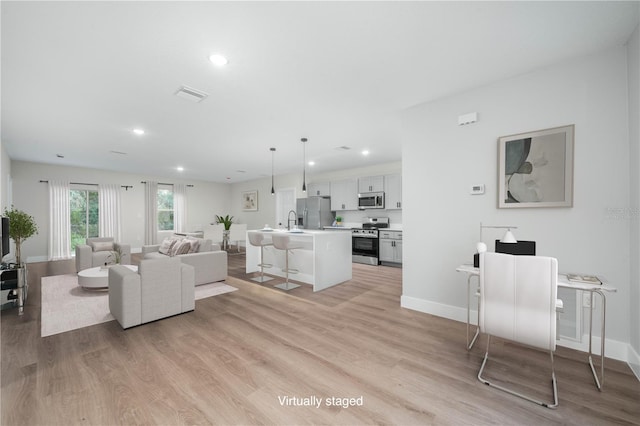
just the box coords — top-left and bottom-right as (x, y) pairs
(270, 147), (276, 195)
(301, 138), (307, 192)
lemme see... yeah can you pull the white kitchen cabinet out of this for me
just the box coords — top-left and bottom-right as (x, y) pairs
(307, 182), (330, 197)
(330, 179), (358, 211)
(379, 230), (402, 265)
(358, 175), (384, 193)
(384, 174), (402, 209)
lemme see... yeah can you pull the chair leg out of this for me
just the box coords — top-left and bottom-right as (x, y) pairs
(274, 249), (299, 291)
(477, 335), (559, 409)
(252, 246), (273, 283)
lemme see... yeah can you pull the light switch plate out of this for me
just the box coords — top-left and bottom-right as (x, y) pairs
(470, 184), (485, 195)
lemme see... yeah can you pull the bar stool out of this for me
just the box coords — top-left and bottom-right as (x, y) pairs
(271, 233), (302, 291)
(247, 231), (274, 283)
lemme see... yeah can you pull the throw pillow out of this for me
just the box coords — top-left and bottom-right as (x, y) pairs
(186, 236), (201, 253)
(172, 239), (192, 256)
(158, 238), (177, 255)
(92, 241), (114, 252)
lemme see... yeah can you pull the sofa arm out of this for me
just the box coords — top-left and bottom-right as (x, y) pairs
(211, 243), (221, 252)
(75, 244), (93, 272)
(108, 265), (142, 329)
(142, 245), (160, 256)
(180, 264), (195, 312)
(114, 243), (131, 265)
(178, 251), (228, 285)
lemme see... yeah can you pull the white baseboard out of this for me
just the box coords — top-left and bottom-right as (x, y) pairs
(628, 344), (640, 381)
(401, 294), (639, 381)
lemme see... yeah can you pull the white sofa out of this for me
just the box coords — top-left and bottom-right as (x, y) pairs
(109, 257), (195, 329)
(141, 235), (227, 285)
(75, 237), (131, 272)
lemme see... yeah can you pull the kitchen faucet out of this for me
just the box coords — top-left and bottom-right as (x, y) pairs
(287, 210), (297, 231)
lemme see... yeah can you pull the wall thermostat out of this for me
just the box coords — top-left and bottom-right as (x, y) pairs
(470, 184), (485, 195)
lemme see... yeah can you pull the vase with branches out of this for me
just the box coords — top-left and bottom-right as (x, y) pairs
(3, 206), (39, 265)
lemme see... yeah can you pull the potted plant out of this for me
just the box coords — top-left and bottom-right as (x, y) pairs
(215, 214), (234, 250)
(215, 214), (234, 230)
(3, 206), (39, 265)
(335, 216), (343, 226)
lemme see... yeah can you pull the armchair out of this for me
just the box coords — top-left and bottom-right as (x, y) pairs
(478, 252), (561, 408)
(75, 237), (131, 272)
(108, 257), (195, 329)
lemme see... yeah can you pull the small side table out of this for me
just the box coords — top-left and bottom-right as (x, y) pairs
(78, 265), (138, 289)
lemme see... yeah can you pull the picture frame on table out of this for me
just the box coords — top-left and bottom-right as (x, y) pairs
(242, 190), (258, 211)
(498, 124), (574, 208)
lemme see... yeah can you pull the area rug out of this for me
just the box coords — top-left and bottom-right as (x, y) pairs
(41, 274), (238, 337)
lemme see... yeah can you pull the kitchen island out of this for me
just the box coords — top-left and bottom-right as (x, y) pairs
(246, 229), (352, 291)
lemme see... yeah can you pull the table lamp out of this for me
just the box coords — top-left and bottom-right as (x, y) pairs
(475, 223), (518, 266)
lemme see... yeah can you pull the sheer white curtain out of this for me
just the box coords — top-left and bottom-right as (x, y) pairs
(174, 183), (188, 233)
(48, 180), (71, 261)
(99, 184), (121, 241)
(144, 181), (158, 244)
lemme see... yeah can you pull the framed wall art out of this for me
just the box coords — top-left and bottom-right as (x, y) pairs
(498, 124), (574, 208)
(242, 190), (258, 211)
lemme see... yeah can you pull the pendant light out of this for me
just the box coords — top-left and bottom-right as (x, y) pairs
(301, 137), (307, 192)
(270, 147), (276, 195)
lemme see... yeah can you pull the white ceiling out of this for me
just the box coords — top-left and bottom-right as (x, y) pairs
(2, 1), (638, 183)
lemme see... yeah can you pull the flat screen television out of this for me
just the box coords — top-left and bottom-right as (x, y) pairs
(1, 217), (9, 258)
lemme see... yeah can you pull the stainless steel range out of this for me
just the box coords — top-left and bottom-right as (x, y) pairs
(352, 217), (389, 265)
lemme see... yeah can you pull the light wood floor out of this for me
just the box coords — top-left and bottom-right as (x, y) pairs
(2, 250), (639, 425)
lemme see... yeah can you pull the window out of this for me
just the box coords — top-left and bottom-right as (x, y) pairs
(70, 189), (99, 250)
(157, 187), (174, 231)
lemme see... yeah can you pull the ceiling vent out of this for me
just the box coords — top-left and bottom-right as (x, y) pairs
(335, 146), (351, 151)
(175, 85), (208, 103)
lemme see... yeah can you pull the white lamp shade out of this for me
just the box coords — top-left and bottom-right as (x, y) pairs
(500, 230), (517, 243)
(476, 242), (488, 253)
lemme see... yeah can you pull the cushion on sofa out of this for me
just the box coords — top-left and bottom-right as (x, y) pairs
(158, 238), (177, 255)
(173, 239), (192, 256)
(186, 236), (201, 253)
(92, 241), (114, 252)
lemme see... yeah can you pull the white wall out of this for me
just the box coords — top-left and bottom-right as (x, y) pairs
(628, 23), (640, 377)
(401, 46), (632, 356)
(10, 160), (230, 259)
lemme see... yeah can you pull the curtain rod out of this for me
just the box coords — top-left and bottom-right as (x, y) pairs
(39, 180), (134, 191)
(140, 181), (194, 187)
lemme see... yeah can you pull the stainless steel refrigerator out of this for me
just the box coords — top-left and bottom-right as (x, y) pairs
(296, 197), (333, 229)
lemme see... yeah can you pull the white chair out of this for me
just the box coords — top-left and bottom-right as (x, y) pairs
(478, 252), (562, 408)
(204, 224), (224, 247)
(75, 237), (131, 272)
(247, 231), (274, 283)
(271, 233), (302, 291)
(108, 257), (195, 329)
(229, 223), (247, 253)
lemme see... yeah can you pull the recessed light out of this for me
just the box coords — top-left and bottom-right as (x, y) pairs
(133, 128), (145, 136)
(308, 161), (315, 166)
(362, 150), (370, 156)
(209, 54), (228, 66)
(56, 154), (64, 158)
(176, 166), (184, 172)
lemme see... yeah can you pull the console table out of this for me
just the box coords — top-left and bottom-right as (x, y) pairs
(456, 264), (617, 390)
(0, 265), (27, 315)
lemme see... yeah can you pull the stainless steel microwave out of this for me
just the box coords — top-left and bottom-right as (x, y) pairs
(358, 192), (385, 210)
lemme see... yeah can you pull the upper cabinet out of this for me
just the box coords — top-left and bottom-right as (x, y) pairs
(330, 179), (358, 211)
(307, 182), (330, 197)
(358, 175), (384, 193)
(384, 174), (402, 209)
